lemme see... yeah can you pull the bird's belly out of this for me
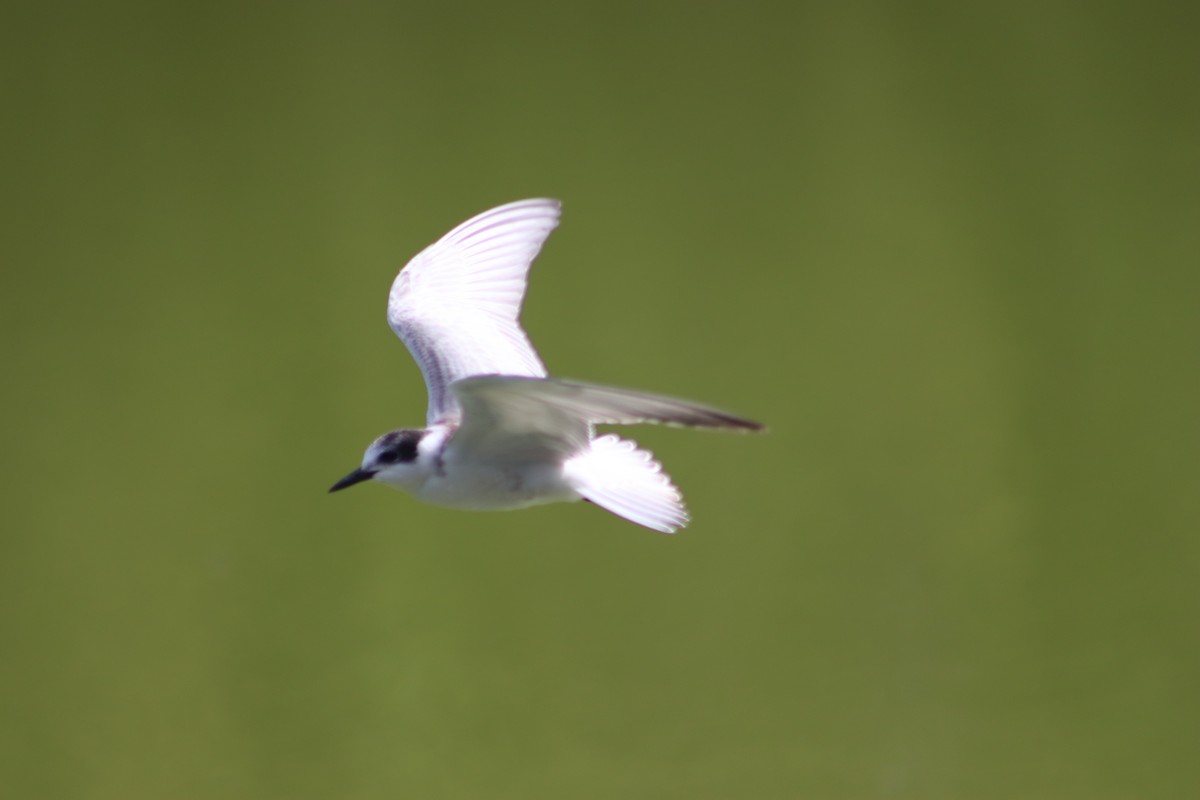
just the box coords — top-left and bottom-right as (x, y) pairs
(416, 461), (581, 511)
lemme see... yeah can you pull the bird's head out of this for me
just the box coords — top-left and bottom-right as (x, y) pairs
(329, 428), (429, 493)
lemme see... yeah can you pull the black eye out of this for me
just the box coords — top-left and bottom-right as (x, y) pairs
(374, 430), (422, 465)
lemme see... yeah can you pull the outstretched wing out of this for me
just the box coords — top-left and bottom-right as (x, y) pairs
(387, 199), (560, 426)
(447, 375), (763, 464)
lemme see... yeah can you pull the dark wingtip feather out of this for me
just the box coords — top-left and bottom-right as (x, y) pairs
(724, 415), (767, 433)
(679, 409), (766, 432)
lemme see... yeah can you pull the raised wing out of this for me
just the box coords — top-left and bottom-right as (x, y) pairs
(387, 199), (560, 425)
(447, 376), (763, 464)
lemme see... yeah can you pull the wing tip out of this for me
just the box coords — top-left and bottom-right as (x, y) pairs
(470, 197), (562, 222)
(694, 409), (767, 433)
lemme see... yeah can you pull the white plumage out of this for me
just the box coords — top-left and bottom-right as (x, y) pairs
(387, 199), (557, 426)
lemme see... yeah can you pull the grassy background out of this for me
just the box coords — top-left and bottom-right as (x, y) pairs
(2, 2), (1198, 798)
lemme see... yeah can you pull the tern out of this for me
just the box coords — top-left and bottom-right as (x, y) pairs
(329, 199), (763, 532)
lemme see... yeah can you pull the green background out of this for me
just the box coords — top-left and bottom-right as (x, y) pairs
(3, 2), (1198, 798)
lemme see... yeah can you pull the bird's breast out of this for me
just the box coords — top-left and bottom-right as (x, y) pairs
(415, 460), (580, 510)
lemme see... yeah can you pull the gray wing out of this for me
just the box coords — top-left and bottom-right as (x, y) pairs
(387, 199), (560, 426)
(447, 375), (763, 463)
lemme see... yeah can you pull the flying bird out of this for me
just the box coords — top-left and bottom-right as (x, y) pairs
(330, 199), (762, 532)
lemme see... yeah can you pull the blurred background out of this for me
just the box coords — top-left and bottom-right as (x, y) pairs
(2, 2), (1198, 798)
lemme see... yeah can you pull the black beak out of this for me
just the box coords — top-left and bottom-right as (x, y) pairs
(329, 468), (375, 493)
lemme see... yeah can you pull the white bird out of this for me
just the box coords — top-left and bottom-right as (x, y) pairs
(329, 199), (762, 533)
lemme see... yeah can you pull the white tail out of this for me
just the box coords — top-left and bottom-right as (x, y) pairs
(563, 434), (689, 534)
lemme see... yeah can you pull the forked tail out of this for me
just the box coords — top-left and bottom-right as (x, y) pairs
(563, 434), (689, 534)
